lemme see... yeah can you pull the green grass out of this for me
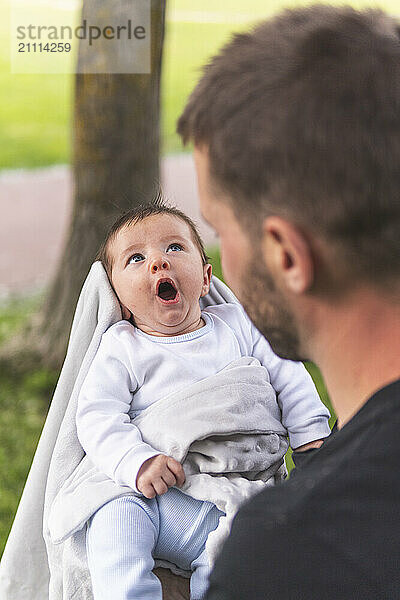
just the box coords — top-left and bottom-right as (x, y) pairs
(0, 297), (58, 555)
(207, 246), (224, 282)
(0, 249), (335, 555)
(1, 0), (398, 168)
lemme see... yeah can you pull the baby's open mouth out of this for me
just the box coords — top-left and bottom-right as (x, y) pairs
(157, 279), (178, 301)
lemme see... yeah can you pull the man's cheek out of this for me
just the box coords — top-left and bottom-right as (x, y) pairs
(221, 247), (239, 291)
(220, 247), (232, 281)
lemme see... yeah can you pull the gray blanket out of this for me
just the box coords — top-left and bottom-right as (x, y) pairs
(0, 262), (286, 599)
(49, 356), (288, 566)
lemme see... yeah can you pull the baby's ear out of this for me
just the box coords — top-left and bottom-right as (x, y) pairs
(200, 263), (213, 297)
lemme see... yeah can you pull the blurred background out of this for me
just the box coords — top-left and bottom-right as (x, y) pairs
(1, 0), (393, 554)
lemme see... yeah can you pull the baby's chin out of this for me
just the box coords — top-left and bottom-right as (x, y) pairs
(135, 313), (204, 337)
(143, 323), (191, 337)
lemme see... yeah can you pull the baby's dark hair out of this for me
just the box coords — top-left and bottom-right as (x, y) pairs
(97, 199), (209, 281)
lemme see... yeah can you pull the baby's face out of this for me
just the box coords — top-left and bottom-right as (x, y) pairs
(109, 214), (212, 336)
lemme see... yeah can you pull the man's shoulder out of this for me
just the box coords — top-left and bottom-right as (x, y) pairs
(243, 405), (400, 525)
(209, 415), (400, 599)
(237, 453), (334, 530)
(207, 384), (400, 600)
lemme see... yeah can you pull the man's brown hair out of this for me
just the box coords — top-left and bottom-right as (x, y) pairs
(97, 198), (209, 281)
(178, 5), (400, 287)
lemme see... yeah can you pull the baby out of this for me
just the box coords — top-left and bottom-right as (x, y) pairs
(76, 202), (331, 600)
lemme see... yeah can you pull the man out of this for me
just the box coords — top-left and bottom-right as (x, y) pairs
(177, 4), (400, 599)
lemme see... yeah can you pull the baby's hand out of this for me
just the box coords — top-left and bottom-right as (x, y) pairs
(136, 454), (186, 499)
(294, 439), (324, 452)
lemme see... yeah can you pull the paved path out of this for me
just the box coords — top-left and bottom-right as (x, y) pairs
(0, 155), (218, 297)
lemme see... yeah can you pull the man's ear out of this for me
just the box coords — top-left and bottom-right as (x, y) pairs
(262, 216), (314, 294)
(200, 263), (213, 297)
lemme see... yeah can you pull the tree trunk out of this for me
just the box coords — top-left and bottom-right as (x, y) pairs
(38, 0), (166, 370)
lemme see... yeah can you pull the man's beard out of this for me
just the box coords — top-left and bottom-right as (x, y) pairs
(239, 255), (305, 361)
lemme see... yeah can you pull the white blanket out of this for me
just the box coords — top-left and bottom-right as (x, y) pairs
(48, 357), (288, 566)
(0, 262), (286, 599)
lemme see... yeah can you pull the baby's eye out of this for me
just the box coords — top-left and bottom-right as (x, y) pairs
(167, 243), (183, 252)
(128, 253), (145, 264)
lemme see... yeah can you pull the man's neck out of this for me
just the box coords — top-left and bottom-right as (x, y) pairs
(309, 287), (400, 429)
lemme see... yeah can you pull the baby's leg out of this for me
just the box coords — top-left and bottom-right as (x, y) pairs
(155, 488), (224, 600)
(188, 504), (223, 600)
(190, 546), (215, 600)
(86, 495), (161, 600)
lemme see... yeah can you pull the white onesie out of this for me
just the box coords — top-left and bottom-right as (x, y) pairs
(77, 302), (331, 493)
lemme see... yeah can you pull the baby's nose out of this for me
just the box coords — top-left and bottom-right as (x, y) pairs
(150, 257), (170, 273)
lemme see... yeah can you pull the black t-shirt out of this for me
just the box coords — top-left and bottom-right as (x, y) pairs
(206, 379), (400, 600)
